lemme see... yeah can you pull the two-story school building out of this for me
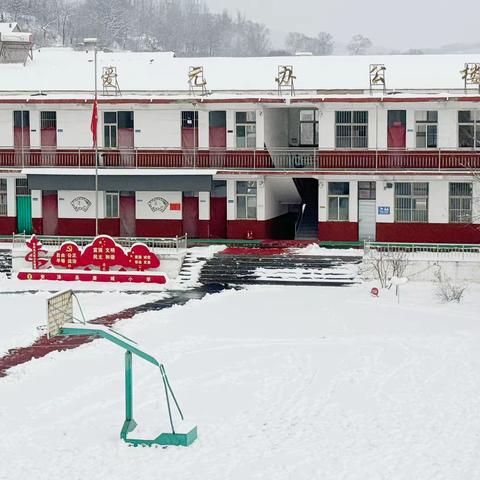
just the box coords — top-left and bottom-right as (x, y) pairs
(1, 47), (480, 243)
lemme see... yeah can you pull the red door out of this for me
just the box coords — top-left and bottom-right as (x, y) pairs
(182, 196), (199, 238)
(210, 197), (227, 238)
(42, 193), (58, 235)
(120, 194), (136, 237)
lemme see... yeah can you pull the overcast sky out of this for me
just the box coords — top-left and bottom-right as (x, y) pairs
(205, 0), (480, 50)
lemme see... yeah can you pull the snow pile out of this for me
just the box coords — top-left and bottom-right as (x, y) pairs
(291, 243), (363, 257)
(1, 283), (480, 478)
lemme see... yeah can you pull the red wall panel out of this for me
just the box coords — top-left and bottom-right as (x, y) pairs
(0, 217), (16, 235)
(99, 218), (120, 237)
(227, 214), (296, 240)
(57, 219), (96, 236)
(32, 218), (43, 235)
(210, 197), (227, 238)
(42, 194), (58, 236)
(377, 223), (480, 244)
(318, 222), (359, 242)
(183, 196), (199, 238)
(136, 220), (183, 237)
(197, 220), (209, 238)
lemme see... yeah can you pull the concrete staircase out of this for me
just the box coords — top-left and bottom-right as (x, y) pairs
(199, 253), (362, 286)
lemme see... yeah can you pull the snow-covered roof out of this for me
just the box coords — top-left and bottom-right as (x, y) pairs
(0, 22), (19, 34)
(0, 48), (480, 95)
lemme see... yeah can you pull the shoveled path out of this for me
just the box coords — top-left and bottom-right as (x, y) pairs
(0, 285), (227, 378)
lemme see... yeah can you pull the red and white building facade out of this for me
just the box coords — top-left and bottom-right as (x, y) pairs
(1, 48), (480, 243)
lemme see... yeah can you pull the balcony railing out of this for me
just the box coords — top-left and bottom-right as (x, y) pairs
(1, 148), (480, 171)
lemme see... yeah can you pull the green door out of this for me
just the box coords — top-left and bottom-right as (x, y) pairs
(16, 195), (32, 234)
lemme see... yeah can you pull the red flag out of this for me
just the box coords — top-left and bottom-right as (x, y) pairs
(90, 99), (98, 147)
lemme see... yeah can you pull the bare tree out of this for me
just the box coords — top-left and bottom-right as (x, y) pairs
(347, 34), (372, 55)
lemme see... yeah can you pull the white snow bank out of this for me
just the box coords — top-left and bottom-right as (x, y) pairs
(1, 282), (480, 479)
(292, 243), (363, 257)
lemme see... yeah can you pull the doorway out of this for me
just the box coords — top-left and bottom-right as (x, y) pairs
(15, 178), (32, 234)
(358, 181), (376, 242)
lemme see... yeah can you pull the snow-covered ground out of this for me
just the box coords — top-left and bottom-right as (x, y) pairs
(1, 282), (480, 479)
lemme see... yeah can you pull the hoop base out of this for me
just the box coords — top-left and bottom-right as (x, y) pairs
(121, 422), (197, 447)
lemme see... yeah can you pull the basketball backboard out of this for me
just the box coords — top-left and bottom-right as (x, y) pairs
(47, 290), (73, 338)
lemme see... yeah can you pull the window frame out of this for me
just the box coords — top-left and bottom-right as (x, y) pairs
(299, 109), (319, 147)
(335, 111), (368, 149)
(105, 191), (119, 218)
(0, 179), (7, 217)
(458, 110), (480, 149)
(394, 182), (429, 223)
(236, 180), (257, 220)
(235, 111), (257, 149)
(449, 182), (472, 223)
(104, 112), (118, 149)
(415, 111), (438, 149)
(328, 182), (350, 221)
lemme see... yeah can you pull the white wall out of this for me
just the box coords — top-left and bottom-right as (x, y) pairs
(318, 178), (358, 222)
(226, 179), (235, 220)
(57, 110), (91, 148)
(438, 109), (457, 149)
(429, 181), (449, 224)
(473, 181), (480, 225)
(136, 191), (182, 220)
(31, 190), (42, 218)
(0, 110), (13, 146)
(58, 190), (105, 219)
(318, 179), (327, 222)
(376, 180), (394, 223)
(6, 177), (16, 217)
(264, 108), (289, 149)
(198, 110), (209, 149)
(29, 110), (40, 148)
(134, 110), (181, 148)
(264, 177), (301, 220)
(198, 191), (210, 220)
(256, 109), (265, 149)
(318, 110), (335, 149)
(349, 180), (358, 222)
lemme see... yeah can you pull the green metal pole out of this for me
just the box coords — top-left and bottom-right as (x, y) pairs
(125, 350), (133, 422)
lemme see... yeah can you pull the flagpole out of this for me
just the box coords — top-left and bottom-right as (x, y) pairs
(94, 42), (98, 237)
(85, 37), (99, 237)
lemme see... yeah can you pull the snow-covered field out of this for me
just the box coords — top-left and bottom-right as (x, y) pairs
(1, 282), (480, 479)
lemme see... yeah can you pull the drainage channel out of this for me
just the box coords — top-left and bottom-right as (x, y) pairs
(0, 284), (233, 378)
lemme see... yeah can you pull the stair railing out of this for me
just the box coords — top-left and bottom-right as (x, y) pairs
(295, 203), (307, 236)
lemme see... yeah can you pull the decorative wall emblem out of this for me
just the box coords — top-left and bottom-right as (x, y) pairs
(148, 197), (169, 213)
(369, 64), (386, 92)
(461, 62), (480, 91)
(71, 197), (92, 212)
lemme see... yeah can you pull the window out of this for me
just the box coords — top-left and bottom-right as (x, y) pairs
(40, 111), (56, 129)
(394, 183), (428, 222)
(182, 111), (198, 128)
(335, 111), (368, 148)
(358, 181), (376, 200)
(13, 111), (30, 128)
(299, 110), (319, 146)
(236, 111), (256, 149)
(458, 111), (480, 148)
(236, 181), (257, 219)
(16, 178), (29, 195)
(415, 111), (438, 148)
(328, 182), (349, 221)
(105, 191), (119, 218)
(449, 182), (472, 223)
(0, 179), (7, 216)
(104, 112), (117, 148)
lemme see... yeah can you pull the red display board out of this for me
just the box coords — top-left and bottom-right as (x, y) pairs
(18, 235), (166, 284)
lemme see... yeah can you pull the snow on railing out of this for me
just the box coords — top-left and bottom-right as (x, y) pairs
(11, 234), (188, 252)
(364, 241), (480, 260)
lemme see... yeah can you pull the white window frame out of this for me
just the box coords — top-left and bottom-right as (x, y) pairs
(299, 109), (319, 146)
(236, 181), (257, 219)
(415, 111), (438, 149)
(105, 191), (119, 218)
(104, 112), (118, 149)
(0, 179), (7, 217)
(449, 182), (472, 223)
(235, 111), (256, 149)
(335, 111), (368, 149)
(328, 182), (350, 221)
(458, 110), (480, 149)
(394, 182), (429, 223)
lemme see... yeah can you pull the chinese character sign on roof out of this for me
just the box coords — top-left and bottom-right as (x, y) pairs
(276, 65), (296, 95)
(461, 63), (480, 91)
(188, 66), (207, 96)
(369, 64), (386, 92)
(102, 66), (121, 96)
